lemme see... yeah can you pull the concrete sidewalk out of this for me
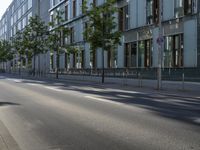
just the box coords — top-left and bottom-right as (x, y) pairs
(2, 73), (200, 98)
(46, 74), (200, 95)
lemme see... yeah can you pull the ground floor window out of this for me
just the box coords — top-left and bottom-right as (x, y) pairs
(164, 34), (183, 68)
(90, 49), (96, 69)
(65, 52), (69, 69)
(107, 49), (117, 68)
(50, 53), (54, 70)
(71, 50), (85, 69)
(125, 40), (153, 68)
(138, 39), (153, 68)
(125, 42), (137, 68)
(72, 52), (77, 68)
(80, 50), (85, 69)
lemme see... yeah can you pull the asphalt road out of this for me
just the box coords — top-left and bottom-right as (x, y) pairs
(0, 75), (200, 150)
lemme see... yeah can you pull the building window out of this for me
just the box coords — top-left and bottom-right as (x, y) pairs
(50, 12), (54, 24)
(175, 0), (184, 18)
(146, 0), (153, 24)
(93, 0), (96, 7)
(72, 52), (78, 68)
(164, 34), (183, 68)
(11, 5), (14, 14)
(11, 17), (13, 26)
(28, 0), (32, 10)
(73, 0), (76, 18)
(153, 0), (159, 24)
(65, 4), (68, 21)
(18, 9), (21, 19)
(22, 4), (26, 15)
(90, 50), (96, 69)
(138, 39), (153, 68)
(70, 27), (74, 43)
(28, 12), (32, 24)
(84, 22), (89, 41)
(81, 50), (85, 69)
(22, 17), (26, 28)
(125, 42), (137, 68)
(119, 5), (129, 31)
(184, 0), (192, 15)
(76, 50), (85, 69)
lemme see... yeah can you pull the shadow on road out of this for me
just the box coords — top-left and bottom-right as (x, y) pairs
(1, 73), (200, 126)
(0, 102), (20, 107)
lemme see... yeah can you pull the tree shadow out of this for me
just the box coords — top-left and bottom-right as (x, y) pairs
(52, 81), (200, 126)
(4, 75), (200, 126)
(0, 102), (20, 107)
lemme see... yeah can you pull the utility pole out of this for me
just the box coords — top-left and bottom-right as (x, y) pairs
(157, 0), (163, 90)
(102, 13), (105, 83)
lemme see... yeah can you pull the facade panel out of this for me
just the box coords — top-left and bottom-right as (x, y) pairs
(1, 0), (200, 73)
(184, 19), (197, 67)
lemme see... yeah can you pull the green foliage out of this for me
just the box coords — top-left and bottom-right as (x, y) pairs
(48, 10), (70, 54)
(82, 0), (121, 52)
(47, 10), (71, 78)
(23, 15), (48, 57)
(12, 31), (25, 58)
(21, 15), (49, 75)
(0, 40), (13, 62)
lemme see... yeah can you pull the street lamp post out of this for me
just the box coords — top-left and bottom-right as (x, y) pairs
(102, 13), (106, 83)
(157, 0), (163, 90)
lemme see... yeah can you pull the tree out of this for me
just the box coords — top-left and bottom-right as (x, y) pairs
(0, 40), (13, 71)
(12, 31), (26, 75)
(83, 0), (121, 83)
(48, 10), (70, 79)
(23, 15), (48, 76)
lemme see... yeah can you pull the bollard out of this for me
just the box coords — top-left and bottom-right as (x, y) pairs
(125, 71), (128, 86)
(182, 73), (185, 90)
(123, 72), (125, 86)
(138, 72), (142, 88)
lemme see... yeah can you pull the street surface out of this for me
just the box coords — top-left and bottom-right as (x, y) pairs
(0, 74), (200, 150)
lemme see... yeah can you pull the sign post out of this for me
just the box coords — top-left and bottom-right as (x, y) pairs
(157, 0), (163, 90)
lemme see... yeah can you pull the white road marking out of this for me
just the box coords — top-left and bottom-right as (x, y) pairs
(26, 83), (38, 86)
(44, 86), (64, 92)
(106, 88), (142, 94)
(117, 94), (133, 98)
(192, 117), (200, 124)
(85, 95), (121, 105)
(7, 79), (22, 83)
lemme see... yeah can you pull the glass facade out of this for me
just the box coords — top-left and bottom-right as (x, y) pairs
(125, 42), (137, 68)
(175, 0), (184, 18)
(164, 34), (183, 68)
(125, 40), (153, 68)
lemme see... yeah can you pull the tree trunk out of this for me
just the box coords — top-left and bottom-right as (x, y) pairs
(56, 51), (59, 79)
(33, 54), (36, 77)
(38, 54), (41, 77)
(19, 55), (21, 76)
(102, 49), (105, 83)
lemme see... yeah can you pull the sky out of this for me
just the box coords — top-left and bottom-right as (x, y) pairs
(0, 0), (13, 19)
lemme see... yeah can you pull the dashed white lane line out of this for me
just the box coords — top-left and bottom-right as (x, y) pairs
(6, 79), (22, 83)
(43, 86), (64, 92)
(26, 83), (38, 86)
(26, 82), (65, 92)
(85, 95), (121, 105)
(117, 94), (133, 98)
(192, 117), (200, 124)
(106, 88), (142, 94)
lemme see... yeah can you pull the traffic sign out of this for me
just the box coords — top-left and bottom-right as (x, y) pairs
(157, 36), (164, 46)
